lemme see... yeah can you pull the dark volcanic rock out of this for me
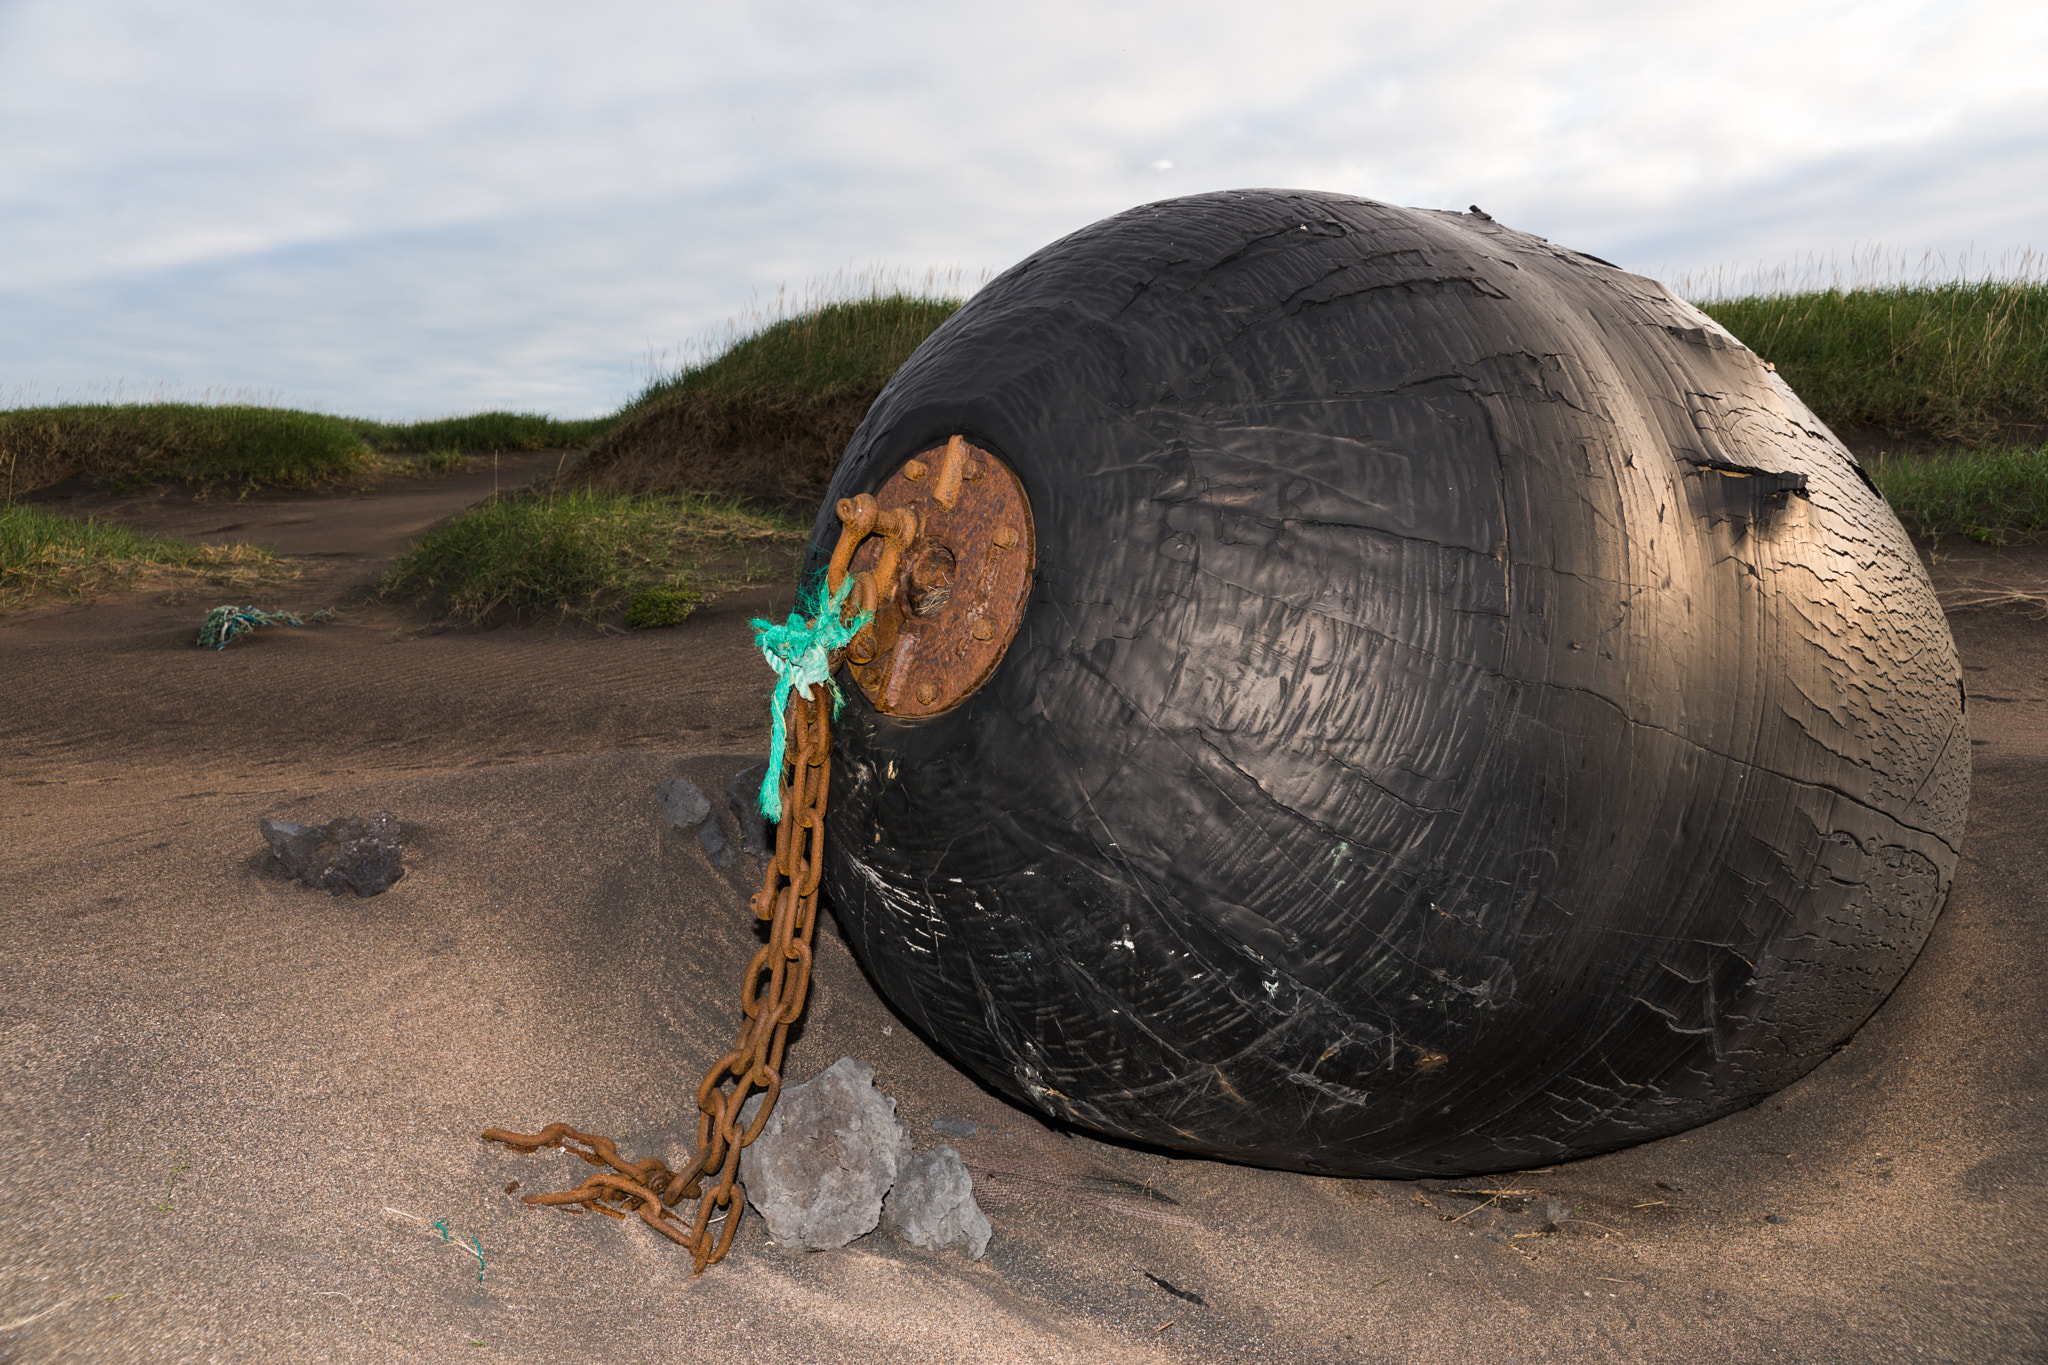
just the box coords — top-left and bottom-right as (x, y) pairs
(696, 820), (733, 868)
(259, 812), (404, 898)
(654, 777), (712, 829)
(656, 776), (735, 867)
(725, 763), (772, 860)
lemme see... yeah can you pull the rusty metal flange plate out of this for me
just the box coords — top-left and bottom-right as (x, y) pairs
(842, 437), (1033, 718)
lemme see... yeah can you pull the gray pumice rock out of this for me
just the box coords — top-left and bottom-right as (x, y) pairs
(884, 1143), (992, 1260)
(739, 1057), (909, 1250)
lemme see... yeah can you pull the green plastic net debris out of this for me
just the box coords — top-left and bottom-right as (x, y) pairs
(751, 576), (869, 822)
(196, 605), (305, 650)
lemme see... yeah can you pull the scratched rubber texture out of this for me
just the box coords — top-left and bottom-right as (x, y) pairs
(802, 191), (1969, 1177)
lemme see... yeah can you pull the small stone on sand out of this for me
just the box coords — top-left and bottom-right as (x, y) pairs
(885, 1144), (992, 1260)
(258, 812), (405, 898)
(655, 777), (712, 829)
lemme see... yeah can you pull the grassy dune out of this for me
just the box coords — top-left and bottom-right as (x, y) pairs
(1691, 254), (2048, 540)
(0, 403), (608, 500)
(0, 403), (375, 499)
(624, 294), (961, 415)
(350, 411), (611, 457)
(567, 292), (962, 508)
(0, 292), (954, 506)
(1699, 278), (2048, 447)
(0, 502), (285, 607)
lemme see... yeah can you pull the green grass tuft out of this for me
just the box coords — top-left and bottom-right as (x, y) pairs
(380, 488), (803, 625)
(1869, 445), (2048, 544)
(624, 581), (705, 629)
(1, 503), (286, 606)
(1697, 279), (2048, 445)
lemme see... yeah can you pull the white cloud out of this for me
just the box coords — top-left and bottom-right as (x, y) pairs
(2, 0), (2042, 416)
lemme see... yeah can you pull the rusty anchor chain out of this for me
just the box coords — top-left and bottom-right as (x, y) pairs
(481, 436), (1033, 1274)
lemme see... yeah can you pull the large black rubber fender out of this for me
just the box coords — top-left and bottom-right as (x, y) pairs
(803, 190), (1968, 1177)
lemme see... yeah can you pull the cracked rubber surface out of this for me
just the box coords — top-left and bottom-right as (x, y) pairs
(809, 190), (1968, 1177)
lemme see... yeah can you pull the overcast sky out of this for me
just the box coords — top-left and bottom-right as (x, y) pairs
(3, 0), (2043, 419)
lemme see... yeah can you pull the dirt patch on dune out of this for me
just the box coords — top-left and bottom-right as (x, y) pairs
(560, 389), (875, 508)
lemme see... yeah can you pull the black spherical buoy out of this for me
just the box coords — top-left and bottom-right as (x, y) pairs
(806, 191), (1967, 1177)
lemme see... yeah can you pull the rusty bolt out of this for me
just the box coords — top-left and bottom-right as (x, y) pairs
(915, 682), (937, 706)
(970, 618), (994, 641)
(992, 526), (1020, 550)
(933, 436), (969, 510)
(903, 459), (928, 482)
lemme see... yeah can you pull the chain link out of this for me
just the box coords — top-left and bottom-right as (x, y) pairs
(483, 511), (872, 1275)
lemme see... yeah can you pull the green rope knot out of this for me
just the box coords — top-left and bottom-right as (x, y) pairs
(751, 576), (869, 822)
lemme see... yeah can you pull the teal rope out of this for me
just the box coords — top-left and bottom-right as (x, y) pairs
(752, 576), (870, 822)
